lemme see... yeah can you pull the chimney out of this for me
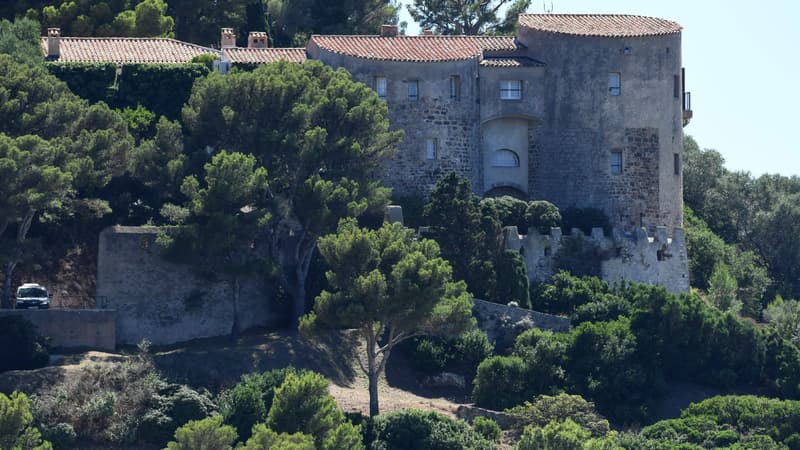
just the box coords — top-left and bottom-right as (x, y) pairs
(221, 27), (235, 48)
(380, 24), (398, 37)
(422, 29), (433, 36)
(248, 31), (268, 48)
(47, 28), (60, 58)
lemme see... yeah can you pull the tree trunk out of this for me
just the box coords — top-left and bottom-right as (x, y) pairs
(273, 218), (317, 328)
(366, 330), (380, 416)
(1, 212), (34, 308)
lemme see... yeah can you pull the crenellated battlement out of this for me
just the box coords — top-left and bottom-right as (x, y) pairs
(505, 226), (690, 293)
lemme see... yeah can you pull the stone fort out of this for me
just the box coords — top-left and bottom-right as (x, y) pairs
(45, 14), (692, 336)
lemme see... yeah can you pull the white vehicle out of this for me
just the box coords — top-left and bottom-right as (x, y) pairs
(15, 283), (50, 309)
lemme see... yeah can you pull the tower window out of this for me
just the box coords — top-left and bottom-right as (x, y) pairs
(609, 72), (621, 96)
(408, 80), (419, 101)
(674, 153), (681, 175)
(450, 75), (460, 101)
(611, 150), (623, 174)
(500, 80), (522, 100)
(425, 138), (437, 160)
(375, 76), (387, 99)
(491, 149), (520, 167)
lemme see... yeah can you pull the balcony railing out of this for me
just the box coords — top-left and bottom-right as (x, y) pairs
(682, 91), (693, 126)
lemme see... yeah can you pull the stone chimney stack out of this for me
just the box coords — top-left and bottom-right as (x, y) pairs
(422, 29), (433, 36)
(221, 27), (236, 48)
(247, 32), (268, 48)
(46, 28), (60, 58)
(380, 24), (398, 37)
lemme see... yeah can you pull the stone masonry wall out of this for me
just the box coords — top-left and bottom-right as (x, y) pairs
(97, 226), (280, 346)
(0, 309), (116, 351)
(506, 225), (689, 294)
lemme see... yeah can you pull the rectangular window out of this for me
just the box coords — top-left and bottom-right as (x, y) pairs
(450, 75), (461, 101)
(611, 150), (622, 174)
(500, 80), (522, 100)
(673, 75), (680, 98)
(375, 76), (387, 99)
(407, 80), (419, 101)
(674, 153), (681, 175)
(609, 72), (621, 96)
(425, 138), (437, 160)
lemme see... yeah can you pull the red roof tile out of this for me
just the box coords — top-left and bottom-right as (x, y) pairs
(519, 14), (681, 38)
(41, 37), (219, 64)
(309, 35), (520, 62)
(223, 47), (307, 64)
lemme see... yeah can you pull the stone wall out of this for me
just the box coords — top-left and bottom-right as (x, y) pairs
(472, 298), (570, 349)
(97, 226), (280, 346)
(0, 309), (116, 351)
(505, 225), (690, 293)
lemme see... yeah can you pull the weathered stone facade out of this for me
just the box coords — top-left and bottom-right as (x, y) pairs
(97, 227), (280, 346)
(505, 225), (690, 294)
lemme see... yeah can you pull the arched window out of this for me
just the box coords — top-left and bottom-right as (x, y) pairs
(491, 149), (520, 168)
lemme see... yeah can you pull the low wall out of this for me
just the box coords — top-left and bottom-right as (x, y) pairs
(472, 298), (570, 349)
(0, 309), (116, 351)
(97, 226), (280, 346)
(505, 226), (690, 294)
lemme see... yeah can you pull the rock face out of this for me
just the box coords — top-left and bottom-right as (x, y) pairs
(97, 226), (280, 346)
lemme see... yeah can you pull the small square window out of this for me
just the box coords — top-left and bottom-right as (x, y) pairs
(425, 139), (437, 160)
(408, 80), (419, 101)
(609, 72), (621, 96)
(611, 150), (623, 174)
(500, 80), (522, 100)
(450, 75), (460, 101)
(674, 153), (681, 175)
(375, 76), (387, 99)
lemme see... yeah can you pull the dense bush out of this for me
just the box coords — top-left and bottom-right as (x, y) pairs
(0, 315), (50, 372)
(165, 416), (237, 450)
(0, 391), (51, 450)
(137, 384), (216, 445)
(526, 201), (561, 235)
(31, 351), (163, 445)
(472, 356), (529, 410)
(495, 250), (531, 308)
(471, 417), (501, 442)
(368, 409), (495, 450)
(480, 197), (561, 235)
(506, 394), (609, 437)
(406, 329), (494, 379)
(219, 367), (296, 439)
(531, 271), (613, 316)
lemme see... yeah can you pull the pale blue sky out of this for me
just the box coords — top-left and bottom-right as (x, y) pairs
(400, 1), (800, 177)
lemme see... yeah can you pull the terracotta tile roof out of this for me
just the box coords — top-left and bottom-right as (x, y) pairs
(223, 47), (307, 64)
(480, 56), (546, 68)
(519, 14), (682, 38)
(41, 37), (219, 64)
(309, 35), (520, 62)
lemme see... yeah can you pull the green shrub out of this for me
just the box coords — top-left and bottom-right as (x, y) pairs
(266, 371), (357, 448)
(0, 391), (51, 450)
(191, 53), (219, 70)
(531, 271), (611, 315)
(40, 422), (76, 449)
(369, 409), (494, 450)
(219, 367), (296, 440)
(472, 417), (501, 442)
(472, 356), (529, 410)
(137, 384), (216, 445)
(243, 424), (315, 450)
(495, 250), (530, 308)
(505, 394), (609, 437)
(516, 419), (591, 450)
(166, 416), (237, 450)
(482, 196), (529, 233)
(526, 201), (561, 235)
(452, 329), (494, 379)
(411, 338), (450, 374)
(0, 315), (50, 372)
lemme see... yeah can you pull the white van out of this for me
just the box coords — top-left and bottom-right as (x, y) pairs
(15, 283), (50, 309)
